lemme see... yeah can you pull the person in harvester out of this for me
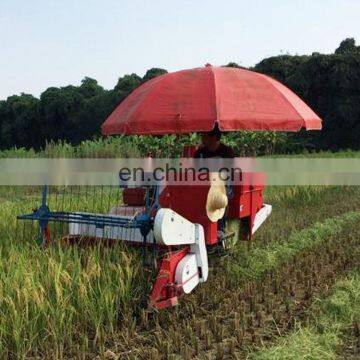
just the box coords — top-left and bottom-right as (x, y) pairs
(194, 123), (234, 158)
(194, 123), (234, 244)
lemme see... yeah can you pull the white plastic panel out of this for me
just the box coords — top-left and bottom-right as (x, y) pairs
(252, 204), (272, 235)
(154, 208), (196, 246)
(175, 254), (200, 294)
(190, 224), (208, 282)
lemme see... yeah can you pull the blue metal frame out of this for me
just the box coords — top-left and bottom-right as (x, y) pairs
(17, 185), (160, 264)
(18, 211), (141, 228)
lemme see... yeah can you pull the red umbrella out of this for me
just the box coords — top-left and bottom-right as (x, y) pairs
(102, 65), (322, 135)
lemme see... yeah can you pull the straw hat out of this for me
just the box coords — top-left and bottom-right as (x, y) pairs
(206, 173), (228, 222)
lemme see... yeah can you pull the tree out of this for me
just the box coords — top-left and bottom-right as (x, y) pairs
(254, 39), (360, 151)
(114, 74), (142, 93)
(254, 55), (309, 83)
(76, 89), (121, 141)
(1, 38), (360, 151)
(335, 38), (359, 55)
(79, 77), (104, 99)
(0, 94), (40, 149)
(39, 86), (85, 144)
(142, 68), (167, 82)
(225, 62), (242, 68)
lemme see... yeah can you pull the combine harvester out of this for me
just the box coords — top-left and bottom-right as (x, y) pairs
(18, 66), (322, 309)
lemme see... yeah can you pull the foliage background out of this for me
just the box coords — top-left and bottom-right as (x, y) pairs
(1, 39), (359, 154)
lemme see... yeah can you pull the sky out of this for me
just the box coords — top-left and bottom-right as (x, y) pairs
(0, 0), (359, 100)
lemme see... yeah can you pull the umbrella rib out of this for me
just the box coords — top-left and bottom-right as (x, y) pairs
(256, 72), (307, 130)
(210, 66), (219, 127)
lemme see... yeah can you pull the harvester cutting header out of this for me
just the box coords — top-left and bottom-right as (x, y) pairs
(18, 65), (322, 309)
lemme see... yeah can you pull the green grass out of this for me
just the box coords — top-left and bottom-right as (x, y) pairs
(0, 185), (358, 357)
(0, 181), (359, 356)
(268, 149), (360, 158)
(228, 211), (360, 284)
(251, 271), (360, 360)
(0, 135), (199, 158)
(0, 193), (153, 357)
(118, 209), (360, 358)
(0, 136), (359, 158)
(255, 186), (360, 249)
(0, 245), (144, 357)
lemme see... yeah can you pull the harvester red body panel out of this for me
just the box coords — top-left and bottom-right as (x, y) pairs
(158, 182), (265, 245)
(149, 247), (189, 309)
(127, 175), (268, 308)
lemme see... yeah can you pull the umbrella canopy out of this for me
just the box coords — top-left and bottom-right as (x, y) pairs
(102, 65), (322, 135)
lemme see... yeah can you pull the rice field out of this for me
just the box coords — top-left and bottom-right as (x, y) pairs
(0, 183), (358, 359)
(251, 271), (360, 359)
(0, 143), (359, 358)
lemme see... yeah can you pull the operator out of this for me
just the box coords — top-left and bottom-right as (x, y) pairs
(194, 123), (235, 243)
(194, 123), (234, 158)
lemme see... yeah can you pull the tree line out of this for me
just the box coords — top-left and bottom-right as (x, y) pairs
(0, 39), (359, 152)
(253, 38), (360, 151)
(0, 68), (167, 150)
